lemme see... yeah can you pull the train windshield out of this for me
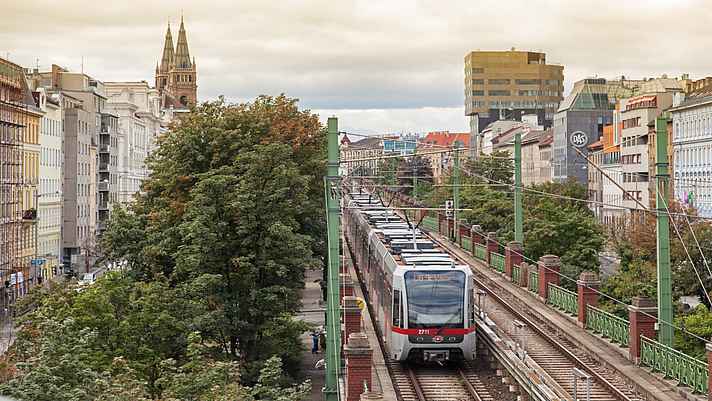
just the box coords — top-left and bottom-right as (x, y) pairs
(404, 270), (465, 329)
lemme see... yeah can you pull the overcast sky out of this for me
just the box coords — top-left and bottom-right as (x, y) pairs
(2, 0), (710, 135)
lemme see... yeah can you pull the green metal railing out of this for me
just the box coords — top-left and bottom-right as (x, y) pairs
(461, 236), (471, 251)
(640, 335), (708, 395)
(529, 270), (538, 294)
(422, 216), (438, 230)
(473, 243), (487, 261)
(490, 252), (506, 273)
(512, 264), (520, 284)
(585, 305), (629, 347)
(547, 283), (578, 316)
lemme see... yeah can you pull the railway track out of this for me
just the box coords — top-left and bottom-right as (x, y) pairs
(391, 359), (496, 401)
(434, 234), (646, 401)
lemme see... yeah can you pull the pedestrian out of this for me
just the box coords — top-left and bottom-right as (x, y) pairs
(312, 333), (319, 354)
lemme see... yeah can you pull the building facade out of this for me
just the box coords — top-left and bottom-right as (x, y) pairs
(105, 81), (164, 203)
(35, 88), (62, 281)
(670, 83), (712, 218)
(553, 77), (646, 184)
(464, 49), (564, 143)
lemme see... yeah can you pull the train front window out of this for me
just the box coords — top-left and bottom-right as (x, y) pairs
(404, 270), (465, 329)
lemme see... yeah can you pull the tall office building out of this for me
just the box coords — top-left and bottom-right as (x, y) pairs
(464, 49), (564, 147)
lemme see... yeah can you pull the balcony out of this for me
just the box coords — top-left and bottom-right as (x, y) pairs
(21, 209), (36, 226)
(98, 182), (109, 191)
(100, 144), (110, 153)
(99, 164), (108, 171)
(98, 200), (109, 210)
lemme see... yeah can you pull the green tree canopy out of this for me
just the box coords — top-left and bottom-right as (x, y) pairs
(100, 95), (325, 383)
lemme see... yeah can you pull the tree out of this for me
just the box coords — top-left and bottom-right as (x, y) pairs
(5, 273), (193, 397)
(674, 306), (712, 361)
(396, 155), (433, 199)
(175, 144), (319, 379)
(462, 150), (513, 186)
(100, 95), (325, 384)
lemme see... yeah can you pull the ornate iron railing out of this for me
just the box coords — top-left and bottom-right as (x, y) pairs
(461, 237), (471, 252)
(529, 270), (538, 294)
(422, 217), (438, 230)
(585, 305), (629, 347)
(547, 283), (578, 316)
(490, 252), (506, 273)
(472, 243), (487, 261)
(640, 335), (708, 395)
(512, 263), (520, 284)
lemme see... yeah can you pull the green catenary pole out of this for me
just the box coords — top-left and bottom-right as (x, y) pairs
(515, 131), (522, 243)
(324, 117), (341, 399)
(412, 147), (418, 201)
(454, 140), (459, 241)
(655, 116), (673, 347)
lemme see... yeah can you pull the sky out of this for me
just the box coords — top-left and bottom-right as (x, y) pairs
(2, 0), (711, 135)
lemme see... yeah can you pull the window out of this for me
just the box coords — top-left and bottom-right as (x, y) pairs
(471, 79), (484, 85)
(471, 68), (484, 74)
(515, 90), (542, 96)
(470, 101), (484, 108)
(545, 102), (559, 108)
(489, 90), (510, 96)
(554, 69), (561, 75)
(488, 79), (510, 85)
(515, 79), (541, 85)
(471, 90), (484, 96)
(514, 101), (542, 108)
(546, 79), (560, 86)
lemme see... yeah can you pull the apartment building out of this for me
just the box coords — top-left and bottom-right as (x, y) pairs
(104, 81), (163, 203)
(35, 88), (62, 280)
(464, 49), (564, 145)
(670, 82), (712, 218)
(618, 79), (681, 210)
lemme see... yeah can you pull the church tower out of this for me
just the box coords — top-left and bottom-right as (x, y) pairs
(155, 18), (175, 91)
(155, 14), (197, 107)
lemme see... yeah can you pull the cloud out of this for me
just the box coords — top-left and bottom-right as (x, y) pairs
(1, 0), (711, 134)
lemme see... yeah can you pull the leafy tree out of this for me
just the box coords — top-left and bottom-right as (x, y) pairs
(396, 155), (433, 199)
(175, 144), (318, 379)
(674, 306), (712, 361)
(6, 273), (192, 397)
(462, 150), (513, 186)
(100, 95), (324, 384)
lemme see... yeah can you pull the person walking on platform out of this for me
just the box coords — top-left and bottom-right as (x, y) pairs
(312, 333), (319, 353)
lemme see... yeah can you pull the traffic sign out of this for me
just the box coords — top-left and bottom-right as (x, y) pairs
(30, 260), (43, 265)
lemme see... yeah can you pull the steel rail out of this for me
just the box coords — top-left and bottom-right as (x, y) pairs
(434, 233), (634, 401)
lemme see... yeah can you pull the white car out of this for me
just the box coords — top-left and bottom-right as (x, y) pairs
(78, 273), (96, 286)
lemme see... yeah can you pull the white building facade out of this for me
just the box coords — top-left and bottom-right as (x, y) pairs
(36, 89), (63, 279)
(105, 82), (164, 203)
(671, 88), (712, 218)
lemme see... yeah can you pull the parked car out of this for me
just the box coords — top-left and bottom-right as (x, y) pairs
(78, 272), (96, 286)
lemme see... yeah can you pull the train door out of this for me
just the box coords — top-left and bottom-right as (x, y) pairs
(392, 288), (404, 357)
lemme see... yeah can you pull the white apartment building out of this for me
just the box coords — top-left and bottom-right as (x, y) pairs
(105, 82), (164, 203)
(670, 86), (712, 218)
(36, 89), (63, 279)
(619, 80), (681, 210)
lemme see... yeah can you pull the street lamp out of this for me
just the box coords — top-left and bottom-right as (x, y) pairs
(34, 190), (62, 283)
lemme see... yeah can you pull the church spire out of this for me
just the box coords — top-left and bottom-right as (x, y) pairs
(174, 13), (192, 71)
(159, 18), (175, 74)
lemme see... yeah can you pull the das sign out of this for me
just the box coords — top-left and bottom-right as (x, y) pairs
(570, 131), (588, 148)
